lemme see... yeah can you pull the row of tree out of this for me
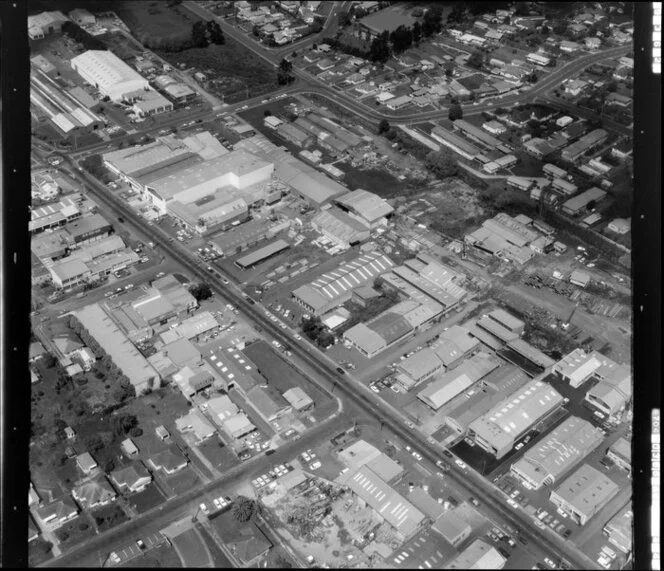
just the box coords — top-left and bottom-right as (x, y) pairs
(133, 19), (225, 53)
(61, 21), (106, 51)
(367, 6), (443, 63)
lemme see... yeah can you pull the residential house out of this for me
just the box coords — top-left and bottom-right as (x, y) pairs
(72, 475), (117, 509)
(110, 462), (152, 493)
(36, 497), (79, 529)
(76, 452), (98, 475)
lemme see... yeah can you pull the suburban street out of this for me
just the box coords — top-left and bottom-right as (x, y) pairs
(34, 151), (603, 570)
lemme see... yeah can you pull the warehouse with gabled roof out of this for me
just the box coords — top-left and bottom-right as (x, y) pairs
(510, 416), (605, 489)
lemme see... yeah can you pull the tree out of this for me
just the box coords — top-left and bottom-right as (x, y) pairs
(192, 21), (208, 48)
(206, 20), (225, 45)
(425, 151), (458, 178)
(189, 282), (213, 301)
(232, 496), (258, 522)
(421, 5), (443, 36)
(448, 103), (463, 121)
(252, 24), (261, 37)
(309, 17), (324, 34)
(411, 21), (422, 45)
(338, 11), (351, 28)
(467, 50), (485, 69)
(378, 119), (390, 134)
(514, 2), (530, 16)
(368, 33), (390, 63)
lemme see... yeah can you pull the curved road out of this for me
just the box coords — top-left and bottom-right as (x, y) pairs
(184, 0), (629, 125)
(41, 154), (600, 570)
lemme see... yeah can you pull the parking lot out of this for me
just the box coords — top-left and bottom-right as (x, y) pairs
(110, 532), (168, 566)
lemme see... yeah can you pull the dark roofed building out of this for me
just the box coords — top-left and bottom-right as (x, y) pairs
(210, 511), (273, 566)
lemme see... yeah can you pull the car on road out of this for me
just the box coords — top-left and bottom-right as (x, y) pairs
(370, 384), (380, 393)
(443, 450), (453, 458)
(506, 498), (519, 509)
(411, 451), (422, 461)
(544, 558), (556, 568)
(221, 277), (229, 284)
(336, 367), (346, 374)
(406, 421), (415, 429)
(454, 459), (467, 469)
(469, 496), (480, 507)
(506, 537), (516, 548)
(534, 519), (546, 529)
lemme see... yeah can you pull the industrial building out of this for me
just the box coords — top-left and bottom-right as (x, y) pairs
(142, 150), (273, 234)
(606, 437), (631, 475)
(452, 119), (503, 149)
(465, 213), (541, 265)
(396, 349), (444, 388)
(71, 50), (151, 102)
(430, 325), (481, 369)
(382, 253), (468, 313)
(292, 250), (394, 316)
(561, 187), (607, 216)
(68, 8), (96, 26)
(246, 385), (291, 421)
(585, 365), (632, 417)
(312, 207), (371, 248)
(75, 304), (160, 394)
(276, 122), (314, 147)
(28, 11), (69, 39)
(603, 504), (633, 554)
(446, 539), (506, 569)
(131, 89), (173, 117)
(282, 387), (314, 412)
(173, 311), (220, 342)
(31, 67), (105, 137)
(337, 465), (425, 540)
(561, 129), (608, 162)
(343, 299), (442, 358)
(549, 464), (620, 525)
(432, 508), (472, 546)
(510, 416), (605, 489)
(417, 352), (501, 410)
(152, 75), (196, 103)
(334, 189), (394, 228)
(235, 239), (290, 270)
(275, 157), (348, 205)
(468, 378), (564, 459)
(208, 218), (280, 257)
(444, 365), (530, 438)
(430, 126), (482, 160)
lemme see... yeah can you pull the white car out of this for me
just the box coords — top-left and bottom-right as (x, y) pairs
(602, 546), (617, 560)
(597, 555), (611, 569)
(544, 557), (556, 568)
(309, 461), (321, 470)
(556, 508), (568, 518)
(294, 334), (302, 340)
(538, 511), (549, 520)
(110, 552), (121, 564)
(370, 385), (380, 393)
(507, 498), (519, 509)
(199, 503), (209, 515)
(515, 442), (524, 450)
(411, 451), (422, 461)
(302, 452), (311, 461)
(455, 459), (467, 469)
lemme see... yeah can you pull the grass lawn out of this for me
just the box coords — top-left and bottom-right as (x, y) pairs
(28, 537), (54, 567)
(511, 150), (546, 177)
(170, 528), (211, 567)
(196, 525), (234, 568)
(164, 466), (201, 496)
(130, 484), (168, 514)
(155, 39), (277, 103)
(120, 543), (182, 568)
(91, 503), (129, 533)
(54, 514), (96, 548)
(99, 31), (144, 62)
(115, 1), (198, 37)
(198, 439), (239, 472)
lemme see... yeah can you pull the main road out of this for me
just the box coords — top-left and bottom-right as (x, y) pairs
(40, 152), (601, 570)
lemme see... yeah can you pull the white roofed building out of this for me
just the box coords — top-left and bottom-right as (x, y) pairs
(510, 416), (605, 489)
(334, 189), (394, 228)
(71, 51), (151, 102)
(468, 377), (564, 459)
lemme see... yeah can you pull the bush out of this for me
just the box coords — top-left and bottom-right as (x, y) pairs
(130, 427), (144, 438)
